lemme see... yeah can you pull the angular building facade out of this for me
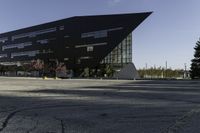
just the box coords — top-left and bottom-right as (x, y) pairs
(0, 12), (151, 78)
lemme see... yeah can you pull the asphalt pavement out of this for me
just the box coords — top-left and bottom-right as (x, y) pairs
(0, 77), (200, 133)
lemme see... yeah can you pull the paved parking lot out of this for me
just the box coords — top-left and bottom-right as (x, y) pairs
(0, 77), (200, 133)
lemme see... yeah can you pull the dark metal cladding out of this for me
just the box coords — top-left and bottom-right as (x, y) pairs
(0, 12), (152, 70)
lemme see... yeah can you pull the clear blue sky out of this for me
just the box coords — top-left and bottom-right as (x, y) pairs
(0, 0), (199, 70)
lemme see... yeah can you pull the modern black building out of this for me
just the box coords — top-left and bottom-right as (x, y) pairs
(0, 12), (151, 79)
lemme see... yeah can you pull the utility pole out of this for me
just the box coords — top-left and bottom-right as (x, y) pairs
(184, 63), (187, 79)
(145, 63), (148, 78)
(165, 61), (168, 78)
(146, 63), (148, 69)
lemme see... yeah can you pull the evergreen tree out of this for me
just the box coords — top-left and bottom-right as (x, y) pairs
(190, 39), (200, 79)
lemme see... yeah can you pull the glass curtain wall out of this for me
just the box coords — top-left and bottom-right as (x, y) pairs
(101, 33), (132, 69)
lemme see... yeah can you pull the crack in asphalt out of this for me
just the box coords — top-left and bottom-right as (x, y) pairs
(165, 108), (200, 133)
(0, 110), (20, 132)
(0, 109), (16, 114)
(26, 117), (39, 133)
(54, 117), (65, 133)
(61, 120), (65, 133)
(0, 104), (88, 132)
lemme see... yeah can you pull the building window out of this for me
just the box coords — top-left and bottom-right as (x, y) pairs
(107, 27), (123, 32)
(80, 56), (92, 60)
(37, 38), (56, 44)
(87, 46), (93, 52)
(0, 37), (8, 43)
(64, 58), (69, 61)
(81, 30), (107, 39)
(81, 27), (123, 39)
(12, 27), (56, 41)
(75, 42), (107, 48)
(37, 39), (48, 44)
(11, 50), (40, 58)
(0, 54), (7, 58)
(2, 42), (32, 51)
(34, 28), (56, 36)
(12, 33), (30, 40)
(59, 26), (64, 30)
(77, 59), (81, 64)
(40, 49), (53, 54)
(64, 35), (69, 38)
